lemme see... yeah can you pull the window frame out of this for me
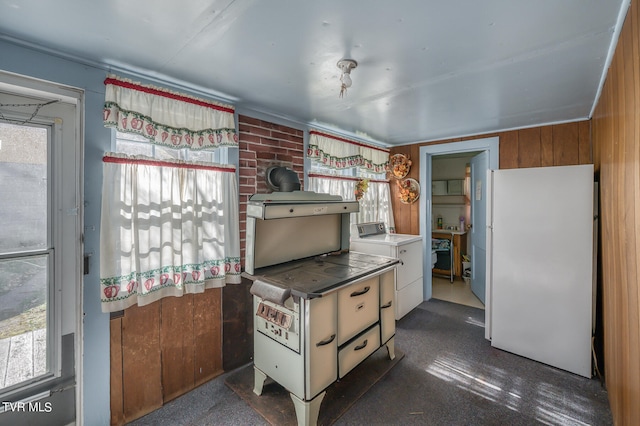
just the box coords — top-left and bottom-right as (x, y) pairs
(0, 117), (61, 397)
(307, 159), (394, 233)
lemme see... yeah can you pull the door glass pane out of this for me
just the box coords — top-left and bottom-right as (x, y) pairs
(0, 122), (48, 253)
(0, 121), (50, 391)
(0, 255), (49, 390)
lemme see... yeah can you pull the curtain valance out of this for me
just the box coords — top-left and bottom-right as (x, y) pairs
(307, 172), (388, 184)
(103, 74), (238, 149)
(100, 152), (241, 312)
(307, 130), (389, 173)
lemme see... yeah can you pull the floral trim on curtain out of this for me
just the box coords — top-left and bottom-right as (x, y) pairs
(100, 153), (241, 312)
(307, 130), (389, 173)
(103, 74), (238, 150)
(307, 173), (395, 233)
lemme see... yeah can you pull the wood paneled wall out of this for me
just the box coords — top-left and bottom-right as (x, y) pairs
(222, 277), (254, 372)
(110, 289), (223, 425)
(592, 0), (640, 423)
(389, 121), (592, 235)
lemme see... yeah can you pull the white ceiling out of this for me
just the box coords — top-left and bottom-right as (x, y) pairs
(0, 0), (628, 146)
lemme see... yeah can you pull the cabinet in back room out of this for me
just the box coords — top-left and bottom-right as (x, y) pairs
(432, 231), (467, 280)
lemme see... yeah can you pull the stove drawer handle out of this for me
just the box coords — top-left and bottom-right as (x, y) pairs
(381, 301), (393, 309)
(350, 286), (370, 297)
(316, 334), (336, 347)
(354, 339), (368, 351)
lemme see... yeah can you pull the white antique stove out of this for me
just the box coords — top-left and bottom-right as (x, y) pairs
(244, 189), (399, 426)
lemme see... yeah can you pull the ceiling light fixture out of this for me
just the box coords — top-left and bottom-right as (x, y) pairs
(337, 59), (358, 98)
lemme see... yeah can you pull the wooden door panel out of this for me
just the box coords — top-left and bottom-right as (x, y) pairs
(194, 288), (223, 386)
(110, 318), (125, 426)
(122, 303), (163, 421)
(161, 295), (195, 402)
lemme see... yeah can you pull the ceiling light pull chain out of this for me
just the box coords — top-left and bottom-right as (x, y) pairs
(0, 99), (59, 125)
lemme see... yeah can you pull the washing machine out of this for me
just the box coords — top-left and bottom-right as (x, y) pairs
(350, 222), (429, 319)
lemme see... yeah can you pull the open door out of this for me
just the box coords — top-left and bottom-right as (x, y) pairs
(488, 165), (593, 377)
(470, 151), (488, 304)
(419, 137), (499, 303)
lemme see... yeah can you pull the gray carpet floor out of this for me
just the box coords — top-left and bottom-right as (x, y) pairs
(130, 299), (613, 425)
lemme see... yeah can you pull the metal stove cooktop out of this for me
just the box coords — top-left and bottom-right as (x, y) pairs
(251, 251), (398, 298)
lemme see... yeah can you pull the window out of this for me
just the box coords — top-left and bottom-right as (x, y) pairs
(307, 132), (394, 233)
(99, 131), (240, 312)
(0, 84), (81, 405)
(308, 162), (395, 233)
(115, 131), (225, 163)
(101, 75), (240, 313)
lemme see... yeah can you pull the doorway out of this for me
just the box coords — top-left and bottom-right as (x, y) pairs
(430, 152), (481, 308)
(0, 72), (83, 425)
(419, 138), (499, 321)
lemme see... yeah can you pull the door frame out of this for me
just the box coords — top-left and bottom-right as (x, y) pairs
(0, 71), (84, 424)
(419, 137), (499, 335)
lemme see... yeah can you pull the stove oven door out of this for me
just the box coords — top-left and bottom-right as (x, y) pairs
(304, 293), (338, 399)
(337, 276), (380, 345)
(339, 324), (381, 378)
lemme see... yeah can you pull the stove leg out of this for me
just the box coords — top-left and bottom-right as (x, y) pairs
(290, 391), (325, 426)
(253, 366), (268, 396)
(386, 337), (396, 360)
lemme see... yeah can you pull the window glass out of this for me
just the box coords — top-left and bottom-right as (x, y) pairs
(115, 131), (222, 163)
(154, 145), (183, 161)
(188, 150), (215, 163)
(0, 123), (48, 253)
(115, 139), (153, 157)
(0, 122), (50, 392)
(308, 157), (393, 232)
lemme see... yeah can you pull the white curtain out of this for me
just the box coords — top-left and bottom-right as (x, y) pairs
(360, 180), (396, 232)
(308, 174), (395, 233)
(103, 74), (238, 149)
(100, 153), (241, 312)
(307, 130), (389, 173)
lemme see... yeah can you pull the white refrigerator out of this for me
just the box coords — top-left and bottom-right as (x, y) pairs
(488, 164), (594, 378)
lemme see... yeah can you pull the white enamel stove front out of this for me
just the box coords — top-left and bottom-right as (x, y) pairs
(251, 269), (396, 426)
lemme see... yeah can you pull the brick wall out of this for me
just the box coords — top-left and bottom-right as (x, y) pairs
(237, 115), (304, 265)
